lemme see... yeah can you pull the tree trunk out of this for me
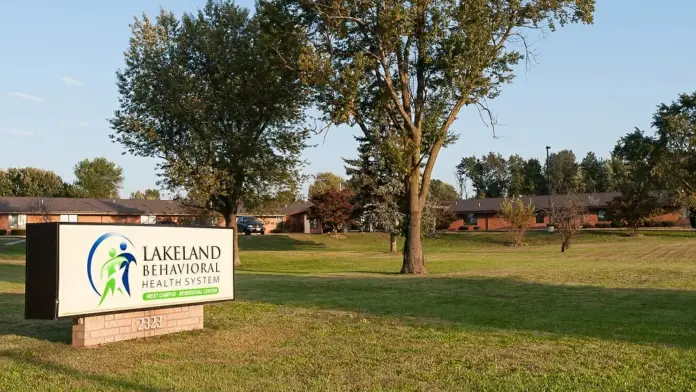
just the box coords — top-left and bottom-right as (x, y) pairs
(401, 168), (427, 274)
(389, 232), (397, 253)
(225, 212), (241, 267)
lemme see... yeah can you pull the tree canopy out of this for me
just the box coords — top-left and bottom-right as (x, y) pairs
(0, 168), (66, 197)
(264, 0), (595, 274)
(652, 92), (696, 208)
(548, 150), (581, 194)
(308, 172), (344, 198)
(110, 0), (310, 265)
(130, 189), (161, 200)
(428, 179), (458, 202)
(73, 158), (124, 198)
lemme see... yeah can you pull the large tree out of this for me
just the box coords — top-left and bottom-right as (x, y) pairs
(507, 154), (526, 197)
(73, 157), (124, 198)
(522, 158), (547, 195)
(457, 153), (509, 199)
(110, 1), (309, 266)
(3, 168), (66, 197)
(548, 150), (581, 194)
(308, 172), (344, 198)
(608, 129), (663, 235)
(652, 92), (696, 208)
(266, 0), (594, 274)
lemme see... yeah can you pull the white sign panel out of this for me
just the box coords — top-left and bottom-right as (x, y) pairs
(57, 225), (234, 317)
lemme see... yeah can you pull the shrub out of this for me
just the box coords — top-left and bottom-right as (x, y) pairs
(595, 223), (610, 228)
(271, 227), (289, 234)
(0, 229), (7, 236)
(583, 222), (594, 229)
(610, 221), (625, 228)
(662, 221), (676, 227)
(547, 223), (555, 228)
(643, 221), (655, 227)
(474, 226), (482, 231)
(11, 229), (27, 236)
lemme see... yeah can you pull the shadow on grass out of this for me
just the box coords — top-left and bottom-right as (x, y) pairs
(237, 274), (696, 348)
(238, 235), (326, 251)
(0, 262), (25, 284)
(0, 242), (26, 260)
(0, 293), (70, 343)
(0, 349), (165, 391)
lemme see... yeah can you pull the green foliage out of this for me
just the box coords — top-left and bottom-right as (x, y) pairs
(130, 189), (161, 200)
(110, 0), (309, 232)
(522, 158), (548, 195)
(498, 198), (536, 246)
(609, 129), (663, 235)
(345, 129), (407, 238)
(2, 168), (65, 197)
(308, 172), (344, 199)
(0, 171), (10, 196)
(457, 153), (509, 198)
(266, 0), (595, 273)
(0, 229), (7, 236)
(428, 179), (458, 202)
(580, 152), (613, 192)
(73, 157), (124, 198)
(652, 92), (696, 208)
(10, 229), (26, 236)
(507, 155), (526, 197)
(548, 150), (582, 194)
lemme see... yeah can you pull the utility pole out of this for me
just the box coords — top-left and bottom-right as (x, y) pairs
(546, 146), (552, 224)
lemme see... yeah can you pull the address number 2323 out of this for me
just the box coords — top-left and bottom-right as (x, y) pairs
(137, 316), (164, 331)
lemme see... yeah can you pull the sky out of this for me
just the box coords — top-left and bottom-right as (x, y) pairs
(1, 1), (695, 198)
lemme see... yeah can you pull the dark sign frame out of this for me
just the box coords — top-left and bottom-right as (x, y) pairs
(25, 222), (236, 320)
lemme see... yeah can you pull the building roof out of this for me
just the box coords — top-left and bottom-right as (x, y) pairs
(453, 192), (624, 213)
(0, 197), (193, 215)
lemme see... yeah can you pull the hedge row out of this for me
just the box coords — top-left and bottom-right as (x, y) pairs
(585, 221), (677, 229)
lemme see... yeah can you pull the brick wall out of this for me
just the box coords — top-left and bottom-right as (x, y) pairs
(0, 215), (7, 231)
(72, 305), (204, 347)
(27, 215), (60, 224)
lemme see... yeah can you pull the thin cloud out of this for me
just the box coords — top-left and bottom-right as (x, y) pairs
(6, 129), (35, 137)
(8, 92), (43, 102)
(78, 121), (89, 127)
(60, 76), (84, 87)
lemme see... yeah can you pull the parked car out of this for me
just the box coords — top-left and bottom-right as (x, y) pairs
(237, 217), (266, 235)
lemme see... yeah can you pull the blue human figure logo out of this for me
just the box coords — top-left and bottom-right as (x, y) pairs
(98, 242), (137, 306)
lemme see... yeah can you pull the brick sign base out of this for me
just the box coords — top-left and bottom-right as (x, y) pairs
(72, 305), (204, 347)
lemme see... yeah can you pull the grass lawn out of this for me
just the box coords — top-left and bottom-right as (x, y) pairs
(2, 230), (696, 391)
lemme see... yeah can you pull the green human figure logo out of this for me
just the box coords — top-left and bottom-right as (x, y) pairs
(94, 241), (137, 306)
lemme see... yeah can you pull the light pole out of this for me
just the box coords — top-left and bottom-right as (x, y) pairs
(546, 146), (552, 224)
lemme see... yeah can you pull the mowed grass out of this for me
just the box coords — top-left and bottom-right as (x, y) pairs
(2, 231), (696, 391)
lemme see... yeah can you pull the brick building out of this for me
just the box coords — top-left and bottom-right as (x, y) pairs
(0, 197), (317, 235)
(449, 192), (690, 231)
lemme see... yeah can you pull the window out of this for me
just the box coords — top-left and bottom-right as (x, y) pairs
(8, 214), (27, 229)
(310, 219), (319, 229)
(276, 216), (283, 224)
(464, 214), (478, 225)
(597, 209), (607, 222)
(536, 211), (545, 224)
(141, 215), (157, 225)
(60, 215), (78, 222)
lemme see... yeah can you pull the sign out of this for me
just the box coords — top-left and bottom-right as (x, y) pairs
(25, 223), (234, 319)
